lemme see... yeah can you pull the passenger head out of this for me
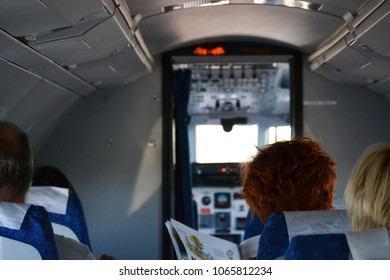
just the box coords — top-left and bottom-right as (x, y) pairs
(33, 165), (76, 193)
(241, 137), (336, 223)
(0, 121), (33, 202)
(345, 143), (390, 231)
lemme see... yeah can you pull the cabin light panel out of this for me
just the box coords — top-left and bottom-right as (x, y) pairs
(253, 0), (323, 12)
(164, 0), (230, 12)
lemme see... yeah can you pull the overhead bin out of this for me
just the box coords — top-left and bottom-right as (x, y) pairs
(0, 29), (95, 96)
(26, 0), (153, 87)
(0, 0), (116, 38)
(7, 78), (80, 152)
(68, 45), (151, 87)
(0, 57), (80, 151)
(0, 57), (42, 119)
(28, 18), (122, 66)
(0, 0), (152, 88)
(309, 0), (390, 94)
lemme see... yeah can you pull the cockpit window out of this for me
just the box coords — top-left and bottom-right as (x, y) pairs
(268, 125), (291, 144)
(195, 124), (258, 163)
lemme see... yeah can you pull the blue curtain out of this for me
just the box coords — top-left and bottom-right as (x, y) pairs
(173, 69), (196, 228)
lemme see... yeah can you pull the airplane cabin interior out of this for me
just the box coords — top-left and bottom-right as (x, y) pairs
(0, 0), (390, 260)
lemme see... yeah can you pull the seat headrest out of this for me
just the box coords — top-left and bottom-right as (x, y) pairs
(284, 209), (351, 240)
(26, 186), (69, 215)
(243, 211), (265, 240)
(26, 186), (91, 249)
(0, 202), (30, 230)
(346, 227), (390, 260)
(284, 233), (350, 260)
(257, 210), (352, 260)
(0, 202), (59, 259)
(333, 195), (346, 210)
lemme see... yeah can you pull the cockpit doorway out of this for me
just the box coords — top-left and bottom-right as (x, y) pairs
(162, 42), (303, 259)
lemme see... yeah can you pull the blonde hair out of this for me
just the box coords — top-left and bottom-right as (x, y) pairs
(345, 144), (390, 231)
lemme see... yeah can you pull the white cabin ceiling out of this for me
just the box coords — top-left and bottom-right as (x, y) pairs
(135, 5), (342, 54)
(0, 0), (389, 92)
(127, 0), (370, 53)
(1, 0), (389, 151)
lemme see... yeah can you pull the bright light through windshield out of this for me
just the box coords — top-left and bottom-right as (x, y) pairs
(195, 124), (258, 163)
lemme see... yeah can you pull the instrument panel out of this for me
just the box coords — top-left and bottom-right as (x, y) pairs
(192, 186), (249, 244)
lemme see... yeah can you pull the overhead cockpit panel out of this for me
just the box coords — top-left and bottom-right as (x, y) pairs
(186, 63), (289, 117)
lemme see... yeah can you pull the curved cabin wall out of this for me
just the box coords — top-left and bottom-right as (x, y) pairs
(303, 66), (390, 197)
(36, 55), (390, 259)
(36, 59), (163, 259)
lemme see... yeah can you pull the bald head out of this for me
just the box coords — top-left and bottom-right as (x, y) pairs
(0, 121), (33, 202)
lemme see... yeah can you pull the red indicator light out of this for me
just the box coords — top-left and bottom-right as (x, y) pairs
(233, 193), (242, 199)
(220, 167), (227, 173)
(211, 46), (225, 55)
(193, 47), (207, 56)
(193, 46), (225, 56)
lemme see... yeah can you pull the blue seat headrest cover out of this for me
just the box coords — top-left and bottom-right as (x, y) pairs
(284, 233), (350, 260)
(257, 210), (351, 260)
(243, 210), (265, 240)
(0, 202), (58, 259)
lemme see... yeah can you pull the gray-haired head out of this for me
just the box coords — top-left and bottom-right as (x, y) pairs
(0, 121), (33, 201)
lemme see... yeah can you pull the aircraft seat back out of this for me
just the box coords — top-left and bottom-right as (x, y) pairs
(284, 227), (390, 260)
(284, 233), (350, 260)
(243, 210), (265, 240)
(26, 186), (91, 249)
(346, 227), (390, 260)
(0, 202), (58, 259)
(257, 210), (351, 259)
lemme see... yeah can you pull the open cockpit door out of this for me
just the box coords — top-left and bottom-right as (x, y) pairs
(162, 42), (303, 258)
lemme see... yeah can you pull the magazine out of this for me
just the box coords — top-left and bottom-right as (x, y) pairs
(165, 218), (260, 260)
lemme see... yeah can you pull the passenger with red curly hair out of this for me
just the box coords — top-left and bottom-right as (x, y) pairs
(241, 137), (336, 224)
